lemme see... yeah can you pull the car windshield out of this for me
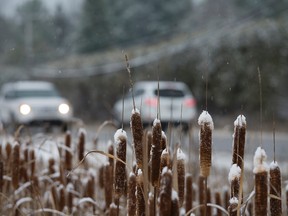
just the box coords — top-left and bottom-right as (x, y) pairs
(5, 89), (59, 99)
(154, 89), (185, 98)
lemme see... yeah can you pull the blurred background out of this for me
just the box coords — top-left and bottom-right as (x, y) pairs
(0, 0), (288, 127)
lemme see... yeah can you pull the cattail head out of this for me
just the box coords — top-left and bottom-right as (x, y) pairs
(114, 129), (127, 198)
(30, 149), (35, 178)
(136, 169), (145, 216)
(228, 164), (241, 199)
(176, 148), (186, 207)
(48, 158), (56, 175)
(253, 147), (268, 216)
(159, 167), (172, 216)
(127, 172), (137, 216)
(185, 174), (193, 214)
(58, 184), (66, 211)
(150, 118), (162, 187)
(98, 165), (105, 189)
(130, 108), (144, 169)
(161, 131), (167, 151)
(171, 189), (180, 216)
(269, 161), (282, 216)
(78, 128), (86, 162)
(12, 142), (20, 189)
(0, 160), (3, 193)
(198, 110), (213, 178)
(109, 203), (118, 216)
(214, 191), (222, 216)
(232, 115), (246, 169)
(228, 197), (238, 216)
(85, 174), (95, 199)
(65, 131), (72, 171)
(160, 148), (171, 172)
(66, 183), (74, 214)
(104, 162), (113, 209)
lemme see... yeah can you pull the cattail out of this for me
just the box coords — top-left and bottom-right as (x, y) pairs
(12, 142), (20, 189)
(185, 174), (193, 214)
(48, 158), (56, 175)
(176, 148), (185, 207)
(269, 161), (282, 216)
(6, 142), (12, 160)
(127, 172), (137, 216)
(78, 128), (86, 162)
(109, 203), (118, 216)
(228, 197), (238, 216)
(99, 165), (105, 189)
(19, 165), (29, 183)
(104, 163), (113, 209)
(253, 147), (268, 216)
(130, 108), (144, 169)
(66, 183), (74, 214)
(198, 111), (213, 178)
(161, 131), (167, 151)
(223, 187), (230, 210)
(64, 131), (72, 171)
(159, 167), (172, 216)
(114, 129), (127, 198)
(232, 115), (246, 169)
(147, 131), (152, 160)
(160, 148), (171, 172)
(59, 184), (66, 211)
(85, 174), (95, 199)
(30, 149), (35, 178)
(108, 141), (114, 186)
(148, 192), (155, 216)
(198, 175), (205, 215)
(51, 184), (59, 210)
(136, 169), (145, 216)
(150, 118), (162, 187)
(171, 189), (180, 216)
(228, 164), (241, 199)
(215, 191), (222, 216)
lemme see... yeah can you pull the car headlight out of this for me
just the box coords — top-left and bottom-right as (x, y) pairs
(58, 103), (70, 114)
(20, 104), (31, 115)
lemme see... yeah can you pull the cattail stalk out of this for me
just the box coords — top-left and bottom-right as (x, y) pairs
(185, 174), (193, 214)
(232, 115), (246, 169)
(176, 148), (185, 207)
(253, 147), (268, 216)
(130, 109), (143, 169)
(159, 167), (172, 216)
(12, 142), (20, 189)
(127, 172), (137, 216)
(270, 161), (282, 216)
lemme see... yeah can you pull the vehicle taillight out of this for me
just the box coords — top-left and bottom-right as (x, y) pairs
(145, 98), (158, 107)
(184, 98), (196, 107)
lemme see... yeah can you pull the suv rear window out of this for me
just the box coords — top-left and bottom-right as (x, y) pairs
(154, 89), (185, 98)
(5, 90), (59, 99)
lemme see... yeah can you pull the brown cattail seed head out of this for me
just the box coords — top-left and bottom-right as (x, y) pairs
(130, 109), (144, 169)
(150, 118), (162, 187)
(109, 203), (118, 216)
(66, 183), (74, 214)
(185, 174), (193, 214)
(104, 163), (113, 209)
(64, 131), (72, 171)
(228, 164), (241, 199)
(147, 131), (152, 160)
(171, 190), (180, 216)
(114, 129), (127, 198)
(30, 149), (35, 178)
(232, 115), (246, 169)
(127, 172), (137, 216)
(0, 160), (3, 193)
(253, 147), (268, 216)
(270, 161), (282, 216)
(198, 111), (213, 178)
(48, 158), (56, 175)
(215, 191), (222, 216)
(160, 148), (171, 172)
(85, 174), (95, 199)
(98, 165), (105, 189)
(58, 184), (66, 211)
(161, 131), (167, 151)
(228, 197), (238, 216)
(198, 175), (205, 215)
(12, 142), (20, 189)
(176, 148), (185, 207)
(136, 169), (145, 216)
(159, 167), (172, 216)
(78, 128), (86, 162)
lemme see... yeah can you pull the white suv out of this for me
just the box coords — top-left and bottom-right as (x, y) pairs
(113, 81), (197, 129)
(0, 81), (73, 131)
